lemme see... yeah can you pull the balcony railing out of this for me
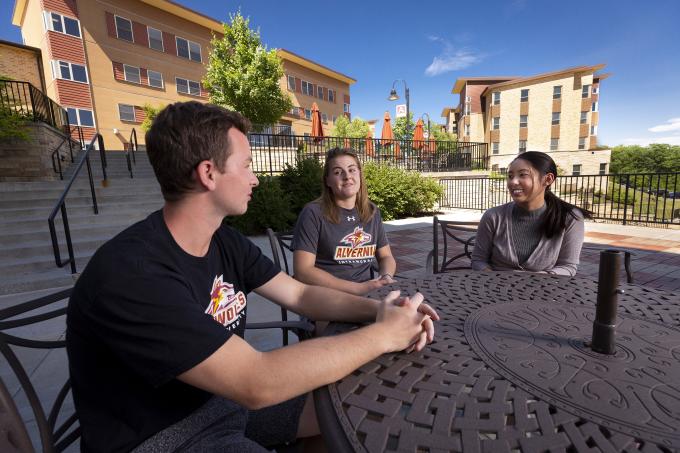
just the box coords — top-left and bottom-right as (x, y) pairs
(0, 79), (69, 131)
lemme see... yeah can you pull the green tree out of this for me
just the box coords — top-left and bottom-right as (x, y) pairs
(392, 113), (414, 141)
(204, 12), (292, 129)
(610, 144), (680, 174)
(140, 103), (165, 132)
(330, 116), (370, 138)
(0, 77), (28, 141)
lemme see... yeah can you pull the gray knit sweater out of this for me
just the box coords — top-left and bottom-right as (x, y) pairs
(471, 202), (585, 276)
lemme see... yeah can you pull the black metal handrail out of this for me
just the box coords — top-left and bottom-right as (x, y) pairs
(123, 128), (138, 178)
(48, 134), (106, 274)
(0, 79), (69, 130)
(50, 126), (84, 180)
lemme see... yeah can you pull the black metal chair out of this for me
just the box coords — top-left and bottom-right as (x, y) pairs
(427, 216), (479, 273)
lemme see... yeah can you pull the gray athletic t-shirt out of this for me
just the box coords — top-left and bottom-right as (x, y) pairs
(292, 201), (388, 282)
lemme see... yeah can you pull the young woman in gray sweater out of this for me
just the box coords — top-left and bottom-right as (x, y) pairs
(471, 151), (592, 276)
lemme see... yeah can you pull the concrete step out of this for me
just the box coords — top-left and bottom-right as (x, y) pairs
(0, 199), (162, 221)
(0, 244), (99, 277)
(0, 183), (161, 201)
(0, 270), (77, 295)
(0, 191), (163, 209)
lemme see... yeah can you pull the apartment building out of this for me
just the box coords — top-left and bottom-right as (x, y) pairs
(452, 65), (610, 175)
(440, 106), (457, 134)
(12, 0), (354, 147)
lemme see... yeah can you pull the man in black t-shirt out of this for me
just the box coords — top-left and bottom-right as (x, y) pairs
(66, 101), (439, 452)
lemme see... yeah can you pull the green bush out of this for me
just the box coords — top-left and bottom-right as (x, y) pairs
(279, 157), (323, 215)
(363, 162), (443, 220)
(0, 106), (28, 141)
(226, 176), (295, 235)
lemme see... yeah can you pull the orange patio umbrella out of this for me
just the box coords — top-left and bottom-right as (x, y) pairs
(380, 111), (393, 143)
(412, 119), (424, 150)
(365, 129), (375, 156)
(311, 102), (324, 144)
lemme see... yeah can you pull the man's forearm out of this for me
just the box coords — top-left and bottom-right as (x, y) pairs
(296, 284), (379, 322)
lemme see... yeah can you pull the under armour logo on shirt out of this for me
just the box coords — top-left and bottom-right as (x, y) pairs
(347, 216), (356, 221)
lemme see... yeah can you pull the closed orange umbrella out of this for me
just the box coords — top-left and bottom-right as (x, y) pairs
(365, 129), (375, 156)
(380, 111), (393, 143)
(311, 102), (324, 144)
(412, 119), (424, 150)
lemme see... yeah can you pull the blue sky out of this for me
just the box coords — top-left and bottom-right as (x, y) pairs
(3, 0), (679, 146)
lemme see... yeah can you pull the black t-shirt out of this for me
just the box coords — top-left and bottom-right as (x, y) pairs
(66, 210), (279, 452)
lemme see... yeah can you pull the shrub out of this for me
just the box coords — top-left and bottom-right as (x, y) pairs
(363, 162), (443, 220)
(279, 157), (323, 215)
(226, 176), (295, 235)
(0, 106), (28, 141)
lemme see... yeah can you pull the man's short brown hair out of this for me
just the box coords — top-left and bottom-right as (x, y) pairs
(145, 101), (251, 201)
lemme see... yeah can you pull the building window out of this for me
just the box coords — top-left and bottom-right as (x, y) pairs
(553, 85), (562, 99)
(582, 84), (590, 98)
(500, 167), (507, 175)
(147, 27), (164, 51)
(66, 107), (94, 127)
(465, 96), (471, 102)
(491, 164), (499, 172)
(118, 104), (136, 122)
(578, 137), (586, 150)
(301, 80), (313, 96)
(176, 77), (200, 96)
(550, 138), (559, 151)
(328, 89), (335, 103)
(176, 37), (201, 62)
(464, 103), (470, 115)
(304, 109), (311, 120)
(115, 15), (133, 42)
(44, 11), (81, 38)
(464, 124), (470, 136)
(332, 115), (337, 123)
(592, 101), (599, 112)
(520, 89), (529, 102)
(344, 103), (350, 113)
(322, 113), (328, 123)
(53, 61), (88, 83)
(580, 111), (588, 124)
(590, 125), (597, 135)
(599, 163), (607, 175)
(317, 86), (323, 99)
(492, 92), (500, 105)
(572, 164), (582, 176)
(519, 115), (528, 128)
(287, 75), (295, 91)
(552, 112), (560, 125)
(147, 70), (163, 88)
(518, 140), (527, 153)
(492, 117), (500, 130)
(492, 142), (499, 154)
(592, 86), (599, 94)
(123, 64), (140, 84)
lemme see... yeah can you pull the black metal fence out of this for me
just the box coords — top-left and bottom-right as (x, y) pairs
(0, 79), (69, 131)
(247, 133), (488, 175)
(439, 172), (680, 225)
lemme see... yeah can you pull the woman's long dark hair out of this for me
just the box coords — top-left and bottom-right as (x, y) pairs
(512, 151), (592, 238)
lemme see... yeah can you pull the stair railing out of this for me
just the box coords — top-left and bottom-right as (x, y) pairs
(48, 134), (106, 274)
(124, 128), (138, 178)
(49, 126), (87, 180)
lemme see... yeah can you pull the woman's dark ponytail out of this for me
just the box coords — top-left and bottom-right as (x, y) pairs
(513, 151), (592, 238)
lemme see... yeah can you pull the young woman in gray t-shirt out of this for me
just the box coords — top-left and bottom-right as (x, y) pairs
(292, 148), (397, 295)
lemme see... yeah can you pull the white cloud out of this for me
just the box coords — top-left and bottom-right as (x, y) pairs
(620, 135), (680, 146)
(425, 36), (485, 77)
(648, 118), (680, 133)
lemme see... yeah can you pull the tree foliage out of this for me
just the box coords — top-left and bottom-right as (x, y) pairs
(140, 104), (166, 132)
(330, 116), (371, 139)
(204, 12), (292, 129)
(610, 144), (680, 174)
(392, 113), (414, 141)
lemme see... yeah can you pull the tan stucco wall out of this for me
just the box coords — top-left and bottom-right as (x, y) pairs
(0, 43), (43, 90)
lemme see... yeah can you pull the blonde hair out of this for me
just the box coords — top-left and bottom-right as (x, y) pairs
(319, 147), (375, 223)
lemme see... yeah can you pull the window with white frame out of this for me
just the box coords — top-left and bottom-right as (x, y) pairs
(582, 84), (590, 98)
(592, 101), (598, 112)
(464, 124), (470, 136)
(304, 109), (311, 120)
(465, 96), (471, 102)
(519, 115), (528, 128)
(552, 112), (560, 125)
(590, 125), (597, 135)
(343, 103), (350, 113)
(592, 86), (599, 94)
(580, 111), (588, 124)
(118, 104), (136, 122)
(322, 113), (328, 123)
(115, 15), (133, 42)
(518, 140), (527, 153)
(317, 86), (323, 99)
(53, 60), (88, 83)
(176, 77), (200, 96)
(43, 11), (81, 38)
(287, 75), (295, 91)
(464, 102), (470, 115)
(492, 117), (500, 130)
(123, 64), (140, 84)
(301, 80), (313, 96)
(572, 164), (582, 176)
(492, 142), (499, 154)
(66, 107), (94, 127)
(553, 85), (562, 99)
(492, 91), (500, 105)
(578, 137), (586, 150)
(550, 138), (559, 151)
(147, 70), (163, 88)
(147, 27), (163, 51)
(520, 89), (529, 102)
(175, 37), (201, 62)
(599, 163), (607, 175)
(328, 89), (335, 103)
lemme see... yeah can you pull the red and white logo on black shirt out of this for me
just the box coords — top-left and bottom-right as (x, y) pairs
(334, 226), (376, 262)
(205, 275), (246, 330)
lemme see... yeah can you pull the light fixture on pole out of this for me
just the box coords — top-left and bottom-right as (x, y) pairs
(420, 113), (431, 139)
(388, 79), (410, 140)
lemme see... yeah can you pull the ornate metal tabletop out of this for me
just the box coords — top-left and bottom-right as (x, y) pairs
(313, 271), (680, 453)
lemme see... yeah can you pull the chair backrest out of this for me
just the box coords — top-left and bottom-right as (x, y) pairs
(266, 228), (294, 276)
(0, 287), (79, 453)
(432, 216), (479, 273)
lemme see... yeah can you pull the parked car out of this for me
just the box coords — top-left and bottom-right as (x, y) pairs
(666, 192), (680, 199)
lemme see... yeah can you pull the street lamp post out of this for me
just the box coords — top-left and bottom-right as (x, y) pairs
(421, 113), (431, 139)
(388, 79), (410, 140)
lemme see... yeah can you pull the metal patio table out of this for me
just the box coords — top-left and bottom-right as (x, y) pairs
(313, 271), (680, 452)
